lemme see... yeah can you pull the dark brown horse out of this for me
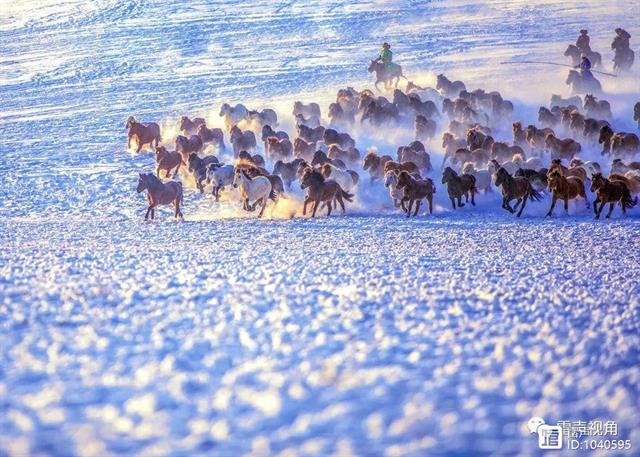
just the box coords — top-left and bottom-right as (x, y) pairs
(136, 173), (183, 220)
(175, 135), (204, 163)
(155, 146), (182, 178)
(300, 169), (353, 217)
(396, 171), (435, 217)
(494, 167), (541, 217)
(442, 167), (476, 209)
(590, 173), (637, 219)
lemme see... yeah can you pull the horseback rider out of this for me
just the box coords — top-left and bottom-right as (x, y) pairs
(377, 43), (393, 69)
(614, 28), (631, 50)
(576, 29), (590, 52)
(575, 55), (593, 79)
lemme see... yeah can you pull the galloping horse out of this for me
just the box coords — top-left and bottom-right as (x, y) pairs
(611, 35), (635, 73)
(566, 70), (602, 95)
(564, 44), (602, 68)
(368, 60), (406, 91)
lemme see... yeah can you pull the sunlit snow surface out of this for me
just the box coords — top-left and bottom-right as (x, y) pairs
(1, 0), (640, 455)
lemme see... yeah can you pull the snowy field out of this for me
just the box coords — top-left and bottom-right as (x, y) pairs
(1, 0), (640, 455)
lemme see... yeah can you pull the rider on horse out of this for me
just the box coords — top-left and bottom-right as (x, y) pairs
(615, 28), (631, 50)
(576, 55), (593, 79)
(377, 42), (393, 69)
(576, 29), (590, 52)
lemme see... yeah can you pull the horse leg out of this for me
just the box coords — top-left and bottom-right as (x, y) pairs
(450, 196), (456, 209)
(406, 199), (413, 217)
(593, 197), (599, 216)
(337, 195), (346, 214)
(564, 196), (569, 214)
(505, 198), (514, 213)
(427, 196), (433, 214)
(303, 197), (311, 215)
(257, 198), (267, 218)
(470, 190), (476, 206)
(517, 194), (527, 217)
(311, 200), (319, 217)
(174, 162), (181, 178)
(513, 197), (522, 212)
(605, 202), (615, 219)
(144, 206), (152, 220)
(457, 195), (465, 208)
(326, 201), (332, 216)
(400, 197), (408, 212)
(413, 200), (421, 217)
(546, 195), (558, 217)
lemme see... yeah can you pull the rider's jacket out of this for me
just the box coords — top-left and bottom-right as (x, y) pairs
(380, 48), (392, 66)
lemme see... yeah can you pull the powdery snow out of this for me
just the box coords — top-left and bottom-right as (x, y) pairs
(1, 0), (639, 455)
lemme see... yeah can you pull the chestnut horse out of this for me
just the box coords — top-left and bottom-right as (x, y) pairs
(136, 173), (183, 220)
(300, 169), (353, 217)
(546, 169), (589, 217)
(396, 171), (435, 217)
(127, 116), (161, 153)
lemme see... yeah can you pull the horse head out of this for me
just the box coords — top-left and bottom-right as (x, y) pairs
(136, 173), (148, 193)
(126, 116), (136, 130)
(368, 60), (378, 73)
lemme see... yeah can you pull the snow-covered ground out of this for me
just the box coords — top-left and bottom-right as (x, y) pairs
(1, 0), (640, 455)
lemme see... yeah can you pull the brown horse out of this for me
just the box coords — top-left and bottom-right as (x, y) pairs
(494, 167), (541, 217)
(546, 169), (589, 216)
(396, 171), (435, 217)
(155, 146), (182, 178)
(266, 137), (293, 160)
(196, 124), (226, 151)
(384, 160), (420, 176)
(590, 173), (637, 219)
(300, 169), (353, 217)
(328, 144), (361, 165)
(545, 134), (581, 160)
(548, 159), (587, 183)
(175, 135), (203, 163)
(363, 150), (392, 182)
(136, 173), (183, 220)
(126, 116), (161, 153)
(293, 138), (316, 161)
(180, 116), (206, 135)
(442, 167), (476, 209)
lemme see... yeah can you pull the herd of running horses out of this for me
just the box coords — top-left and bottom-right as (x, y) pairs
(131, 37), (639, 221)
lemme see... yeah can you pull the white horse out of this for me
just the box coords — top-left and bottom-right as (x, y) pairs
(462, 163), (493, 193)
(321, 163), (358, 191)
(232, 169), (273, 218)
(383, 170), (402, 207)
(206, 164), (234, 201)
(569, 158), (601, 180)
(219, 103), (250, 130)
(512, 154), (544, 171)
(248, 108), (278, 129)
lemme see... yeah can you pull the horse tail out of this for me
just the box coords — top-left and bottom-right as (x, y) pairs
(341, 188), (354, 202)
(623, 189), (637, 209)
(528, 186), (543, 202)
